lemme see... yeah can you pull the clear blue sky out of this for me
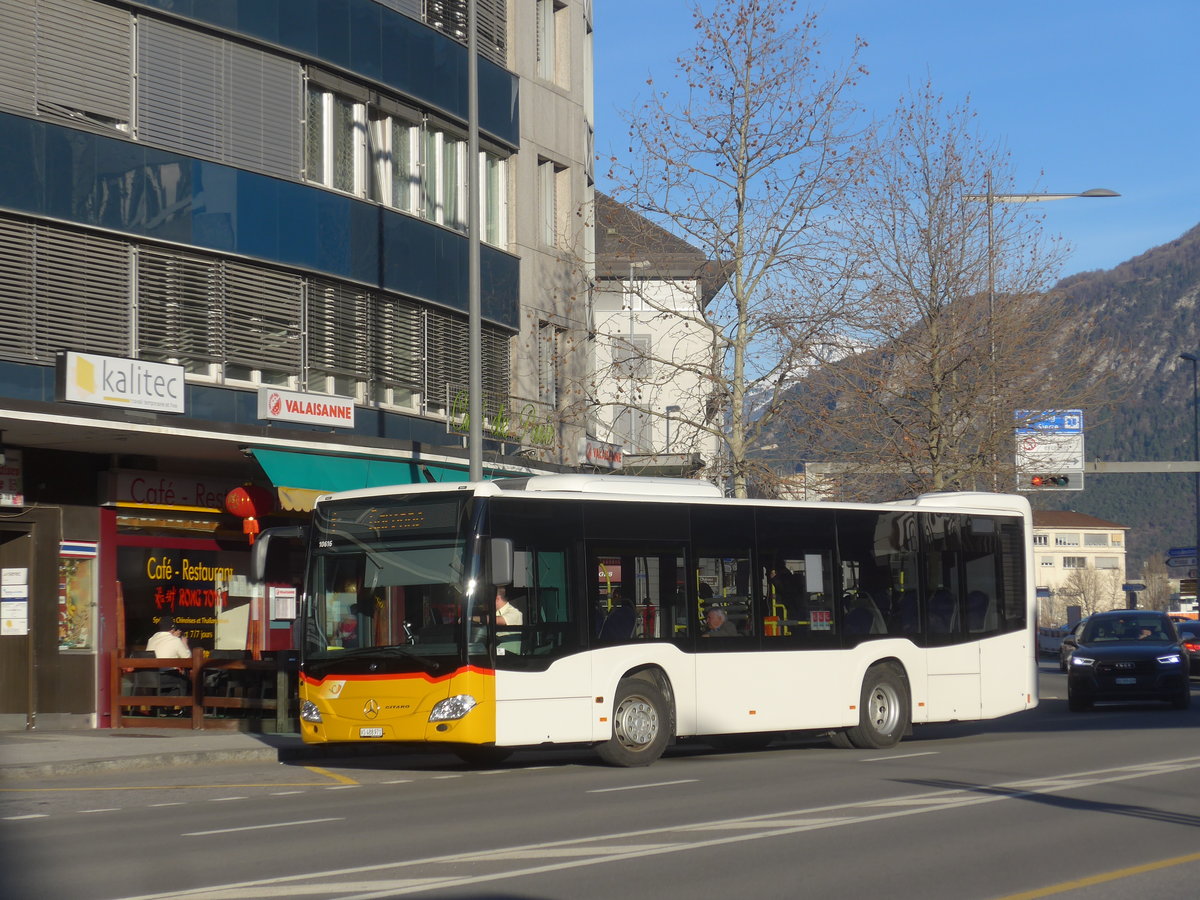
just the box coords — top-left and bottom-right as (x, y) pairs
(593, 0), (1200, 278)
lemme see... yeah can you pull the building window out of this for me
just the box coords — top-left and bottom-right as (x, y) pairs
(482, 150), (507, 247)
(1095, 556), (1119, 570)
(423, 125), (467, 231)
(538, 322), (563, 408)
(1083, 533), (1110, 547)
(369, 109), (420, 213)
(1039, 556), (1055, 568)
(1062, 557), (1086, 569)
(1033, 534), (1048, 546)
(614, 334), (651, 379)
(1055, 533), (1080, 547)
(536, 0), (566, 84)
(306, 84), (366, 195)
(538, 157), (564, 246)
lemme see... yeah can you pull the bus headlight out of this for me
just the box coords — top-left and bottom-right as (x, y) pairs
(429, 694), (477, 722)
(299, 700), (323, 723)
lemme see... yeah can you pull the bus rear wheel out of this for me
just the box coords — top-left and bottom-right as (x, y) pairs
(596, 677), (671, 767)
(845, 664), (909, 750)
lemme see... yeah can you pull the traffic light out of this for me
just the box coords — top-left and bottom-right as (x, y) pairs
(1030, 474), (1070, 488)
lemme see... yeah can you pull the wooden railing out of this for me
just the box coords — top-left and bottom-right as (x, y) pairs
(110, 648), (296, 731)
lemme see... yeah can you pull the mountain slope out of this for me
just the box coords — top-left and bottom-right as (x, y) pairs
(1019, 224), (1200, 575)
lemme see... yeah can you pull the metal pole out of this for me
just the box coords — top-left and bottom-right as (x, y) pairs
(467, 0), (483, 481)
(986, 171), (996, 491)
(1184, 353), (1200, 587)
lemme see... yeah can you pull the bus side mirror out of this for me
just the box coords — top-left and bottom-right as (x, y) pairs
(250, 525), (307, 582)
(489, 538), (513, 586)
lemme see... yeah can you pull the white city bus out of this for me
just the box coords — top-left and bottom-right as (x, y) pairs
(255, 475), (1037, 766)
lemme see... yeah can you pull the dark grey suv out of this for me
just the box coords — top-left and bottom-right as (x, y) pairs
(1065, 611), (1190, 711)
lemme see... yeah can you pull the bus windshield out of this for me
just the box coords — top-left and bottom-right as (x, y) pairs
(304, 493), (478, 674)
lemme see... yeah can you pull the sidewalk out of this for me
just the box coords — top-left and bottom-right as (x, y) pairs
(0, 728), (316, 782)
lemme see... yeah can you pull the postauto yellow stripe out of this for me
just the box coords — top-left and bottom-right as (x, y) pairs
(298, 665), (497, 745)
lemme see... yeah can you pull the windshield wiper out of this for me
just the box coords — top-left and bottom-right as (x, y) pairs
(332, 644), (448, 669)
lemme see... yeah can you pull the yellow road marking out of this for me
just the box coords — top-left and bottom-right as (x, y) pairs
(995, 849), (1200, 899)
(303, 765), (360, 786)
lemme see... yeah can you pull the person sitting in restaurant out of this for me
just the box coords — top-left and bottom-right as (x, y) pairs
(146, 615), (190, 698)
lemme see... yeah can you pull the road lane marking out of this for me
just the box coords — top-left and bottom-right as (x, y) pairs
(303, 766), (359, 786)
(182, 817), (344, 836)
(3, 814), (47, 820)
(860, 751), (939, 761)
(107, 754), (1200, 900)
(995, 848), (1200, 899)
(586, 779), (698, 793)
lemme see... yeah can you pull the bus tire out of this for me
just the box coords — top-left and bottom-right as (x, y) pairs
(826, 730), (854, 749)
(452, 745), (513, 767)
(845, 664), (909, 750)
(596, 677), (671, 767)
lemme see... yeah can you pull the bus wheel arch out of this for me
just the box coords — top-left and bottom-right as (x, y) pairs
(595, 667), (674, 767)
(840, 660), (911, 750)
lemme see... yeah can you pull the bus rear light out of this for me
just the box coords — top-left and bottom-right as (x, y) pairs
(429, 694), (478, 722)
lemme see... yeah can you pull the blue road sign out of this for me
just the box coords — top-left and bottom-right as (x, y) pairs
(1167, 547), (1197, 558)
(1014, 409), (1084, 435)
(1122, 583), (1147, 592)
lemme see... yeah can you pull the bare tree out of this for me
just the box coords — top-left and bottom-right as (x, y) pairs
(1138, 556), (1173, 612)
(603, 0), (869, 497)
(1057, 566), (1124, 617)
(790, 82), (1124, 498)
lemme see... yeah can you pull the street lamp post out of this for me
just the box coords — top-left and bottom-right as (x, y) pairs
(1181, 352), (1200, 585)
(665, 404), (681, 453)
(965, 177), (1119, 489)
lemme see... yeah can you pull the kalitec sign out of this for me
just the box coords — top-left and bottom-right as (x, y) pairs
(447, 389), (555, 448)
(257, 387), (355, 428)
(56, 351), (185, 414)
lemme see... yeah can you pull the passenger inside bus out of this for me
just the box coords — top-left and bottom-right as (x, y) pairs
(703, 607), (738, 637)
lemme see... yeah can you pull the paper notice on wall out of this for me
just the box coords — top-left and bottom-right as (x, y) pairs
(2, 599), (28, 635)
(2, 567), (28, 586)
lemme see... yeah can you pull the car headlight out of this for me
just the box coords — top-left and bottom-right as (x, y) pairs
(429, 694), (478, 722)
(1070, 655), (1095, 667)
(299, 699), (323, 723)
(1156, 653), (1183, 665)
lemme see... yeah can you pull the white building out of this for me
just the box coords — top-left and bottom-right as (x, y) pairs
(590, 193), (725, 475)
(1033, 510), (1129, 619)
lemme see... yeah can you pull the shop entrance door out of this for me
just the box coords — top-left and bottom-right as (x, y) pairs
(0, 527), (34, 730)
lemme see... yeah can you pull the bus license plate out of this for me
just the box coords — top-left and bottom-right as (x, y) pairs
(1114, 677), (1136, 685)
(359, 727), (384, 738)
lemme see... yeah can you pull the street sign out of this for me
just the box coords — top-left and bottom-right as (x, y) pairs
(1015, 410), (1085, 491)
(1014, 409), (1083, 434)
(1166, 556), (1197, 568)
(1122, 583), (1147, 592)
(1167, 546), (1197, 558)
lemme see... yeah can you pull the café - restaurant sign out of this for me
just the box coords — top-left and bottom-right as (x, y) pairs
(56, 351), (185, 414)
(257, 387), (355, 428)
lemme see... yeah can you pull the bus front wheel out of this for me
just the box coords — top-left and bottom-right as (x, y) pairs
(845, 664), (909, 750)
(596, 677), (671, 767)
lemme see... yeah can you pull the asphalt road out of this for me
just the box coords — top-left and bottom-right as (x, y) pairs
(3, 663), (1198, 900)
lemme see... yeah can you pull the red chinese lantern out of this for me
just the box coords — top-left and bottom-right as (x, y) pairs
(225, 484), (274, 544)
